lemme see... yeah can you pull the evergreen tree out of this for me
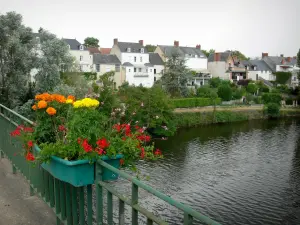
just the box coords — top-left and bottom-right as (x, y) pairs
(84, 37), (99, 47)
(161, 49), (189, 97)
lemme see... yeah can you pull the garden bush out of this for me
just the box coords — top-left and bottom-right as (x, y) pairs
(264, 103), (280, 118)
(196, 86), (218, 98)
(172, 98), (221, 108)
(217, 85), (232, 101)
(261, 93), (282, 104)
(246, 83), (258, 94)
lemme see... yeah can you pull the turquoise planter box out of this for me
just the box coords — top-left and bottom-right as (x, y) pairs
(34, 145), (123, 186)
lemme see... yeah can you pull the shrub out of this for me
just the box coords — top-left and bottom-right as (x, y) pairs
(265, 103), (280, 118)
(209, 77), (222, 88)
(275, 72), (292, 84)
(196, 86), (218, 98)
(246, 83), (258, 94)
(217, 85), (232, 101)
(172, 98), (221, 108)
(232, 88), (245, 100)
(253, 96), (262, 104)
(262, 93), (282, 104)
(285, 98), (293, 105)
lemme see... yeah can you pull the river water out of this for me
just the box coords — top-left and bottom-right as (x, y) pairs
(127, 119), (300, 225)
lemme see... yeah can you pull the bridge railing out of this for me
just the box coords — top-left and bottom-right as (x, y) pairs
(0, 103), (221, 225)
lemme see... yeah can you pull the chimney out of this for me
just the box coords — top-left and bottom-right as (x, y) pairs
(214, 53), (221, 62)
(139, 40), (144, 46)
(196, 44), (201, 49)
(280, 54), (284, 57)
(174, 41), (179, 47)
(287, 57), (291, 62)
(113, 38), (118, 45)
(262, 52), (268, 58)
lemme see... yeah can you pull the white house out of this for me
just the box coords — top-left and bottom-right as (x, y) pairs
(149, 53), (165, 81)
(63, 39), (93, 72)
(154, 41), (208, 73)
(243, 59), (275, 81)
(110, 39), (155, 87)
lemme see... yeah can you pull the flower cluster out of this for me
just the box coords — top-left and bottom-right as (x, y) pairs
(77, 137), (110, 156)
(73, 98), (100, 108)
(35, 93), (75, 104)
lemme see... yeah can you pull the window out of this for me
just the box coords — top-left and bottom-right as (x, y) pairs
(90, 55), (92, 59)
(134, 57), (137, 62)
(80, 55), (83, 61)
(79, 65), (83, 71)
(115, 64), (120, 72)
(67, 45), (71, 49)
(138, 68), (142, 72)
(154, 77), (157, 81)
(114, 82), (116, 89)
(140, 57), (142, 62)
(134, 68), (137, 72)
(154, 69), (156, 74)
(127, 48), (131, 52)
(149, 69), (152, 72)
(128, 69), (131, 72)
(141, 48), (144, 53)
(294, 76), (297, 81)
(96, 64), (100, 72)
(80, 45), (84, 50)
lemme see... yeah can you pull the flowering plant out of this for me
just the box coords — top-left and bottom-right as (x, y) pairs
(11, 92), (163, 168)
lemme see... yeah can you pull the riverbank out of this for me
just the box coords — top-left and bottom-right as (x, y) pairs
(173, 105), (300, 127)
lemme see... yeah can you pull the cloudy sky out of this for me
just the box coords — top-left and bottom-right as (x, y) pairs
(1, 0), (299, 58)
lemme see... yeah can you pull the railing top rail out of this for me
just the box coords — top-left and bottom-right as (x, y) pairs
(97, 160), (221, 225)
(0, 104), (34, 125)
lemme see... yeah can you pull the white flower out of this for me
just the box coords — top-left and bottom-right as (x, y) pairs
(156, 115), (159, 119)
(141, 102), (144, 107)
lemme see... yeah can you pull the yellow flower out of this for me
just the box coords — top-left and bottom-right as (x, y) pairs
(73, 98), (100, 108)
(37, 100), (47, 109)
(66, 99), (73, 104)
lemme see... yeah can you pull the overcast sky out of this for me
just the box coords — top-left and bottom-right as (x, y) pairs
(1, 0), (300, 58)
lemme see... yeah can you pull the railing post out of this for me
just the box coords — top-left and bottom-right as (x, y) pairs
(12, 164), (16, 174)
(131, 183), (138, 225)
(96, 161), (103, 225)
(0, 150), (4, 159)
(184, 213), (193, 225)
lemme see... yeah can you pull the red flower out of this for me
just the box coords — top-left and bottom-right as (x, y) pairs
(135, 125), (140, 130)
(95, 147), (106, 155)
(96, 138), (110, 149)
(154, 149), (162, 156)
(26, 152), (35, 161)
(27, 140), (33, 148)
(120, 159), (125, 166)
(10, 129), (21, 137)
(113, 124), (121, 132)
(82, 139), (93, 153)
(137, 135), (151, 142)
(140, 147), (145, 159)
(58, 125), (66, 132)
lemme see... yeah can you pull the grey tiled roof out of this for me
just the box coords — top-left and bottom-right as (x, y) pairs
(93, 54), (121, 65)
(158, 45), (206, 58)
(248, 60), (273, 71)
(208, 51), (231, 62)
(122, 62), (134, 67)
(262, 56), (297, 72)
(117, 42), (147, 53)
(149, 53), (164, 65)
(144, 63), (154, 67)
(63, 38), (86, 50)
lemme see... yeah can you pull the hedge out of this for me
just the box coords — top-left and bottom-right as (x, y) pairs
(261, 93), (282, 104)
(172, 98), (222, 108)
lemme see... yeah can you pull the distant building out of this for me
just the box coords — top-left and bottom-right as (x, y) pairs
(63, 38), (93, 72)
(149, 53), (165, 81)
(155, 41), (208, 73)
(110, 39), (155, 87)
(242, 59), (275, 82)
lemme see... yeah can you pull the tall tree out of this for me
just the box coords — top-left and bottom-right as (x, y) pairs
(202, 49), (215, 57)
(0, 12), (36, 108)
(161, 49), (189, 97)
(231, 50), (249, 60)
(145, 44), (156, 52)
(84, 37), (99, 47)
(34, 29), (74, 92)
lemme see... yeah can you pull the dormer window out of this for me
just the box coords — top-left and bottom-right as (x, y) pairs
(140, 48), (144, 53)
(195, 55), (198, 58)
(68, 45), (71, 49)
(79, 45), (84, 50)
(127, 48), (131, 52)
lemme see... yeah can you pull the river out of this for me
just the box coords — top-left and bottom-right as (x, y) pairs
(126, 119), (300, 225)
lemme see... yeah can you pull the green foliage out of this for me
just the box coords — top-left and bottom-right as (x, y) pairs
(118, 85), (176, 137)
(275, 72), (292, 84)
(172, 98), (221, 108)
(262, 93), (282, 104)
(276, 85), (290, 94)
(145, 44), (156, 52)
(264, 103), (280, 118)
(196, 86), (218, 98)
(83, 37), (99, 47)
(231, 50), (249, 61)
(202, 49), (215, 58)
(83, 72), (97, 81)
(285, 98), (293, 105)
(246, 83), (258, 94)
(253, 96), (262, 104)
(209, 77), (222, 88)
(217, 85), (232, 101)
(232, 88), (245, 100)
(161, 49), (189, 97)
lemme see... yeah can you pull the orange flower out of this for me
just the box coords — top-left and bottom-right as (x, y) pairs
(37, 100), (47, 109)
(35, 93), (52, 101)
(67, 95), (76, 101)
(32, 105), (37, 111)
(51, 94), (66, 103)
(46, 107), (56, 116)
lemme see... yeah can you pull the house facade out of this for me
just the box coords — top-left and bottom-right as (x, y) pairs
(110, 39), (154, 87)
(208, 51), (247, 81)
(243, 59), (275, 81)
(149, 53), (165, 81)
(63, 39), (93, 72)
(155, 41), (208, 73)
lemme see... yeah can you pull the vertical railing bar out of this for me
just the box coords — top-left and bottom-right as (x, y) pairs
(184, 213), (193, 225)
(66, 183), (72, 225)
(97, 183), (103, 225)
(45, 171), (50, 202)
(87, 184), (93, 225)
(41, 169), (45, 197)
(119, 199), (125, 225)
(131, 183), (138, 225)
(49, 175), (55, 207)
(107, 191), (113, 225)
(54, 179), (61, 225)
(60, 182), (66, 220)
(147, 218), (153, 225)
(72, 186), (78, 225)
(79, 187), (85, 225)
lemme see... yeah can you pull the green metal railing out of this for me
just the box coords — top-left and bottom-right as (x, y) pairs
(0, 104), (221, 225)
